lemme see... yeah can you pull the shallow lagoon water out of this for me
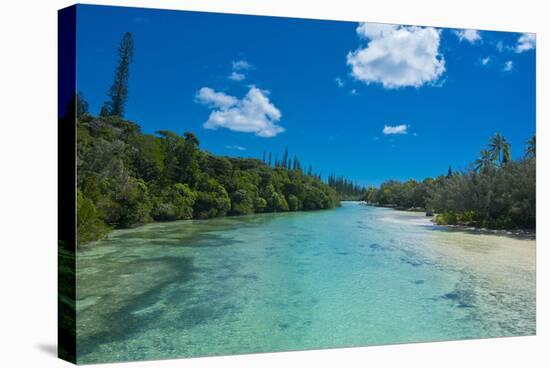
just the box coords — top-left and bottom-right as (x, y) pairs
(76, 202), (535, 364)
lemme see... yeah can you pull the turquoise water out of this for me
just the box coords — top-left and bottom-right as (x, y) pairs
(76, 202), (535, 364)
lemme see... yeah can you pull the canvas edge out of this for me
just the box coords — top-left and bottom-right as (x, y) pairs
(58, 4), (77, 365)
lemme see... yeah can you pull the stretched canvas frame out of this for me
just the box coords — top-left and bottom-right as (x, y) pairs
(59, 4), (536, 365)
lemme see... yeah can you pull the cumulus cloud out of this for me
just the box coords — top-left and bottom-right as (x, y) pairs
(356, 23), (397, 39)
(383, 124), (409, 135)
(335, 77), (344, 87)
(228, 71), (245, 81)
(515, 33), (536, 53)
(347, 22), (445, 89)
(232, 60), (252, 70)
(454, 29), (481, 43)
(503, 60), (513, 72)
(228, 60), (251, 81)
(195, 87), (238, 109)
(480, 56), (491, 66)
(225, 145), (247, 151)
(196, 86), (284, 138)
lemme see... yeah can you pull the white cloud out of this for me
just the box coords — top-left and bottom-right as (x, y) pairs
(356, 23), (397, 39)
(232, 60), (251, 70)
(496, 41), (504, 52)
(196, 86), (284, 138)
(195, 87), (238, 109)
(335, 77), (344, 87)
(347, 22), (445, 89)
(480, 56), (491, 66)
(503, 60), (513, 72)
(350, 88), (358, 95)
(383, 124), (409, 135)
(515, 33), (536, 53)
(228, 72), (245, 81)
(454, 29), (481, 43)
(225, 145), (247, 151)
(228, 60), (251, 81)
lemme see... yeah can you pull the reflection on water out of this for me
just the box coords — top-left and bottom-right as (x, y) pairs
(76, 202), (535, 364)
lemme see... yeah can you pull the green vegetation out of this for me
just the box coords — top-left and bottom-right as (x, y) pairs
(102, 32), (134, 118)
(76, 113), (341, 244)
(327, 175), (367, 200)
(77, 31), (534, 243)
(365, 133), (536, 229)
(75, 32), (347, 245)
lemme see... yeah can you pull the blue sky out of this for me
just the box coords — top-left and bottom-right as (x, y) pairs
(76, 5), (536, 186)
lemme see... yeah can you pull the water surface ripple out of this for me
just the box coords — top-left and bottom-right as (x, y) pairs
(76, 202), (535, 363)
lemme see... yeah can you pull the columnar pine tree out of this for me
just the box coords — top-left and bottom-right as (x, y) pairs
(105, 32), (134, 117)
(99, 103), (110, 117)
(76, 91), (89, 119)
(282, 146), (289, 169)
(526, 135), (536, 159)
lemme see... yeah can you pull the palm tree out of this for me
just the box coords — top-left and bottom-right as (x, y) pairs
(474, 149), (494, 172)
(526, 135), (536, 159)
(488, 133), (511, 165)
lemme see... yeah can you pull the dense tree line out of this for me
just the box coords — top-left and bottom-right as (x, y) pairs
(365, 133), (536, 229)
(328, 175), (367, 200)
(262, 147), (304, 171)
(76, 113), (341, 244)
(75, 32), (349, 244)
(258, 149), (367, 200)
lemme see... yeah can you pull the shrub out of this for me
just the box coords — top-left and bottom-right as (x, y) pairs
(152, 183), (197, 221)
(287, 194), (300, 211)
(77, 190), (110, 244)
(231, 189), (254, 215)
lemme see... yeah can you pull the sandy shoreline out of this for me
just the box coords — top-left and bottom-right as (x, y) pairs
(364, 202), (536, 241)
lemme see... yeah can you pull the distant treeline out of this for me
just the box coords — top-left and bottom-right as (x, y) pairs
(75, 32), (365, 244)
(328, 175), (367, 200)
(76, 113), (344, 244)
(258, 149), (366, 200)
(364, 133), (536, 229)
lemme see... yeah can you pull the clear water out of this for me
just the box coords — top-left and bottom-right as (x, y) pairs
(76, 202), (536, 364)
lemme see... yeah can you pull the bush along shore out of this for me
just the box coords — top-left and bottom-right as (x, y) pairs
(363, 133), (536, 230)
(76, 113), (346, 245)
(75, 32), (368, 245)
